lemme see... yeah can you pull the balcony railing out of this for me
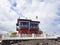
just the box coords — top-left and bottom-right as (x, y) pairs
(2, 33), (58, 40)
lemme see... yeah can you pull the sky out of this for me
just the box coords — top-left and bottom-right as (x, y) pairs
(0, 0), (60, 34)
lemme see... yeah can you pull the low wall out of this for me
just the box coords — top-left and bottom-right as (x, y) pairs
(1, 37), (60, 45)
(11, 39), (60, 45)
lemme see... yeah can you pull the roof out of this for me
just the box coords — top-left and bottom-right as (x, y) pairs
(18, 19), (40, 23)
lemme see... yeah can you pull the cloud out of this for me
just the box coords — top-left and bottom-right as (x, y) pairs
(0, 0), (60, 35)
(8, 0), (17, 7)
(21, 0), (60, 34)
(0, 0), (19, 34)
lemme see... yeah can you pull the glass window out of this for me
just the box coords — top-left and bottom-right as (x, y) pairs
(20, 22), (29, 28)
(30, 24), (33, 28)
(30, 24), (39, 29)
(35, 24), (39, 28)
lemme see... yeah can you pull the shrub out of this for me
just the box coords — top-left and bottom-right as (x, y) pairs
(11, 32), (17, 35)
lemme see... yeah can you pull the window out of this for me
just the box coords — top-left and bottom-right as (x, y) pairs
(20, 22), (29, 28)
(30, 24), (39, 29)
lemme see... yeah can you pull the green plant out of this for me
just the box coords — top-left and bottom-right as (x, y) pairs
(11, 32), (17, 35)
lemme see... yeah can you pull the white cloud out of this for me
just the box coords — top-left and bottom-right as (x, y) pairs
(22, 0), (60, 34)
(0, 0), (19, 34)
(0, 0), (60, 34)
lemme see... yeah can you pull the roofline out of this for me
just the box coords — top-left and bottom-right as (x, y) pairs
(17, 19), (40, 23)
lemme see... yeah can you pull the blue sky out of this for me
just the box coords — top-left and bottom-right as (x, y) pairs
(0, 0), (60, 34)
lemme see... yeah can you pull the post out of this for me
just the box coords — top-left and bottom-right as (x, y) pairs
(32, 33), (35, 38)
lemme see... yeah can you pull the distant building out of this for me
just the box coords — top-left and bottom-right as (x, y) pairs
(16, 18), (42, 37)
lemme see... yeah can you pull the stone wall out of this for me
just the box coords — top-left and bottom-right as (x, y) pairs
(11, 39), (60, 45)
(1, 37), (60, 45)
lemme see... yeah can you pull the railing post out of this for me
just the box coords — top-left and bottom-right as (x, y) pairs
(32, 33), (35, 38)
(2, 34), (4, 39)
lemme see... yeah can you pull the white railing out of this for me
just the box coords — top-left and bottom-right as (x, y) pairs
(2, 34), (58, 40)
(2, 34), (40, 38)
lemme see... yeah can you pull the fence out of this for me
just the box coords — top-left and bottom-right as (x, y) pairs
(2, 33), (58, 40)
